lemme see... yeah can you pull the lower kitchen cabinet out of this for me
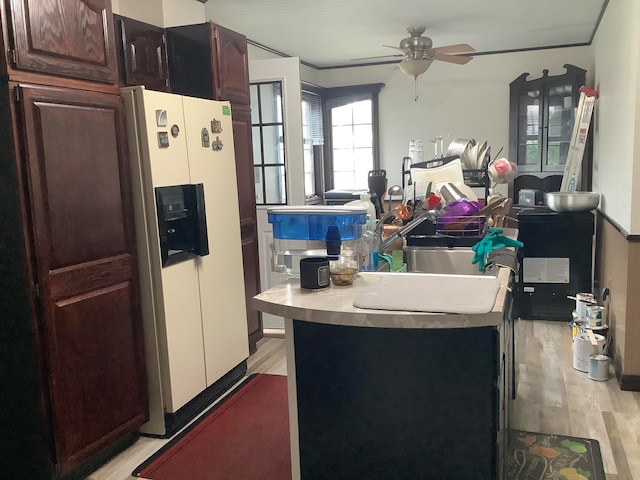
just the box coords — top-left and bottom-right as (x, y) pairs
(0, 82), (147, 478)
(254, 266), (516, 479)
(231, 105), (262, 352)
(292, 317), (512, 479)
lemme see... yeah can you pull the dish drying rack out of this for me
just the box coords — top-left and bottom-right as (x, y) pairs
(400, 213), (488, 248)
(404, 197), (513, 248)
(437, 215), (488, 237)
(401, 155), (491, 201)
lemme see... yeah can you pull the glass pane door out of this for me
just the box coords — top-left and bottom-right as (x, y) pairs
(544, 83), (575, 171)
(251, 82), (287, 205)
(517, 89), (542, 171)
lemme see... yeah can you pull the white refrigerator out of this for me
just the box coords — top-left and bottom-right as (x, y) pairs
(121, 87), (249, 436)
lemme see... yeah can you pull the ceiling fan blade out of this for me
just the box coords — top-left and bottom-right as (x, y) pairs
(383, 44), (406, 52)
(433, 53), (473, 65)
(432, 43), (475, 54)
(351, 53), (405, 61)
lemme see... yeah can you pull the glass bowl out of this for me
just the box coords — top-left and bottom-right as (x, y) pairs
(330, 266), (358, 286)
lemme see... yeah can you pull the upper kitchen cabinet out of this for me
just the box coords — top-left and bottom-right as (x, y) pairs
(212, 24), (251, 105)
(166, 22), (251, 105)
(1, 0), (118, 84)
(509, 64), (586, 175)
(113, 14), (169, 91)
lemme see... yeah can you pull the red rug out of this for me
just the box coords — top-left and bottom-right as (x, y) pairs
(133, 374), (291, 480)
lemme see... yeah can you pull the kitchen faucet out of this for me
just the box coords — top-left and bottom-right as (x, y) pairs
(367, 208), (441, 257)
(379, 210), (441, 253)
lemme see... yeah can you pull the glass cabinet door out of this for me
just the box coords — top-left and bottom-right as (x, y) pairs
(516, 88), (542, 170)
(544, 83), (575, 171)
(509, 65), (586, 174)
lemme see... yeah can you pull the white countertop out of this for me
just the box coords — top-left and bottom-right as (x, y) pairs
(252, 266), (512, 329)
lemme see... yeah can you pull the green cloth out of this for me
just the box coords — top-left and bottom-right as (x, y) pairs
(471, 228), (523, 271)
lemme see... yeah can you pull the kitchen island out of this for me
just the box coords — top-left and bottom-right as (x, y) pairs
(253, 265), (514, 480)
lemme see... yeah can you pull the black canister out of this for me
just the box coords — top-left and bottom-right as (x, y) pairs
(300, 257), (330, 289)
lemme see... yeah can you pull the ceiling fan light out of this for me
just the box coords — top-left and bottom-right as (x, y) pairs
(398, 58), (433, 77)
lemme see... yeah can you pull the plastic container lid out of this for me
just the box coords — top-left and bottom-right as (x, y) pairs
(268, 206), (367, 240)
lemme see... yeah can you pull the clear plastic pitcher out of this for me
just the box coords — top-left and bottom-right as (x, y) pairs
(409, 140), (423, 164)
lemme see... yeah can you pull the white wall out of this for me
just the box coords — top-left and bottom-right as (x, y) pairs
(248, 45), (322, 86)
(161, 0), (206, 27)
(592, 0), (640, 234)
(248, 43), (594, 198)
(317, 48), (594, 192)
(111, 0), (205, 26)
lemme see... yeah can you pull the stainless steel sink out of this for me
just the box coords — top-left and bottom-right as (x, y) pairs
(403, 246), (495, 276)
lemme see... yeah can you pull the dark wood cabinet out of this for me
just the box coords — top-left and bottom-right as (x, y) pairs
(211, 24), (251, 105)
(113, 14), (169, 91)
(234, 106), (262, 350)
(1, 0), (118, 84)
(508, 64), (590, 197)
(167, 22), (262, 352)
(166, 22), (250, 104)
(0, 4), (148, 479)
(0, 82), (148, 479)
(20, 84), (147, 474)
(509, 64), (586, 174)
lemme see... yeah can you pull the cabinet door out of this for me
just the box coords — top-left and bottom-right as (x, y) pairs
(6, 0), (118, 83)
(542, 79), (578, 172)
(212, 24), (251, 105)
(512, 82), (544, 172)
(231, 105), (263, 351)
(165, 23), (215, 100)
(114, 15), (169, 91)
(15, 84), (147, 474)
(509, 65), (586, 174)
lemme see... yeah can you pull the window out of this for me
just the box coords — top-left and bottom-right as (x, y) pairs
(251, 82), (286, 205)
(323, 84), (383, 191)
(250, 82), (383, 204)
(301, 88), (324, 202)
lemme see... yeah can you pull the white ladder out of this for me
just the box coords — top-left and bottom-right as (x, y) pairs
(560, 86), (599, 192)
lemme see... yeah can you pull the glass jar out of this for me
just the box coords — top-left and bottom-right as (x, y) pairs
(329, 249), (359, 286)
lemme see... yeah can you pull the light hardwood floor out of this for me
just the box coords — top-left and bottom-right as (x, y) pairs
(88, 321), (639, 480)
(512, 319), (640, 480)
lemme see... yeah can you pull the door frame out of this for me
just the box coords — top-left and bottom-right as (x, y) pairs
(249, 57), (304, 330)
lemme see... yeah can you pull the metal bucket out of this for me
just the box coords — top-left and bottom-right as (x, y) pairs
(588, 354), (610, 381)
(573, 333), (605, 372)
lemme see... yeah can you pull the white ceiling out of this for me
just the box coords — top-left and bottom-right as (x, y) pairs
(205, 0), (608, 68)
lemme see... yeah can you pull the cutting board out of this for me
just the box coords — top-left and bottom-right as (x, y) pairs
(353, 274), (501, 314)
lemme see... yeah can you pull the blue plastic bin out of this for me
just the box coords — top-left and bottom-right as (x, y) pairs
(267, 206), (367, 240)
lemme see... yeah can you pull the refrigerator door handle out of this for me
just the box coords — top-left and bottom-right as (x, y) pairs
(194, 183), (209, 257)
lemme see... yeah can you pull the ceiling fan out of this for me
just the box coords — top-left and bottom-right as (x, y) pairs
(353, 27), (475, 100)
